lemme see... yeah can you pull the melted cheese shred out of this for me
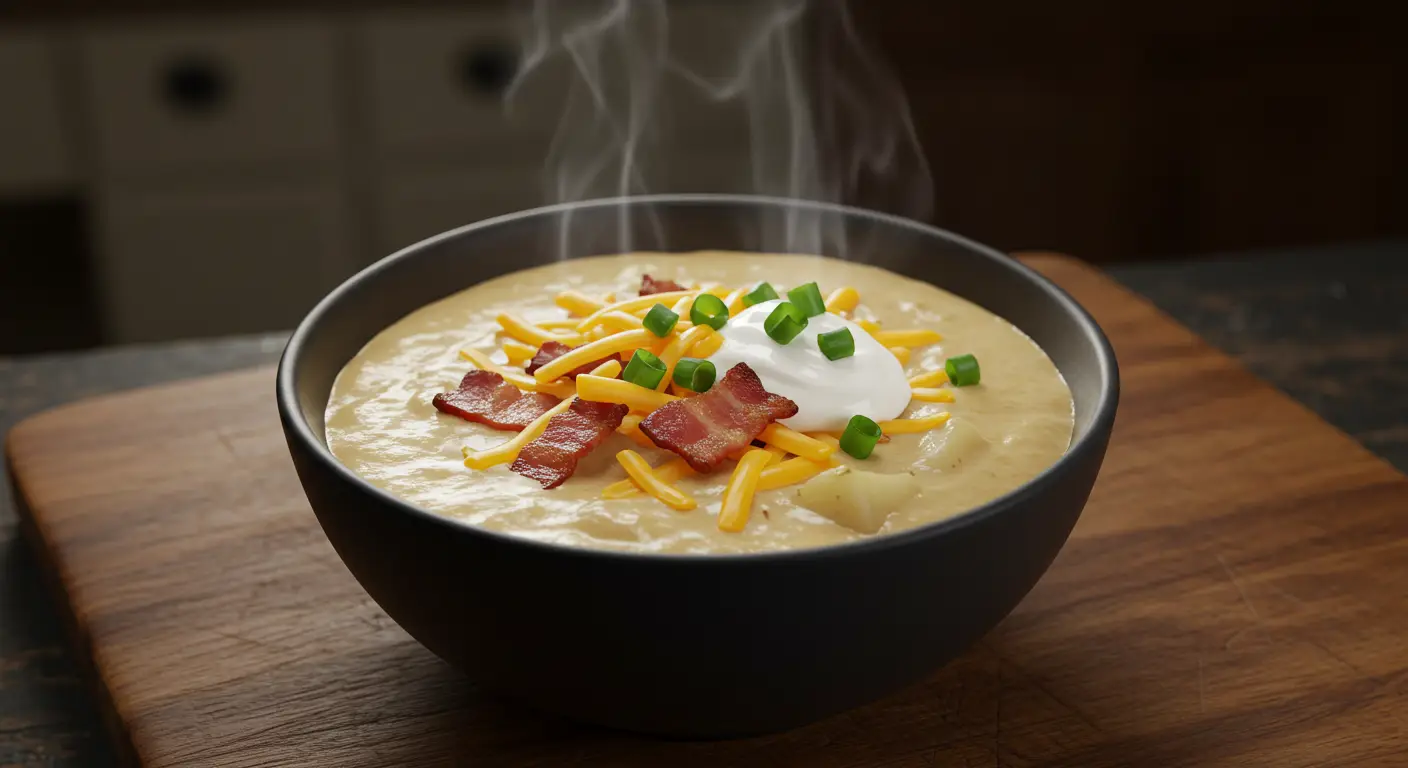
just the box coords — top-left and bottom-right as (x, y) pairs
(575, 290), (697, 332)
(576, 375), (679, 412)
(459, 349), (575, 399)
(717, 448), (773, 533)
(615, 450), (697, 511)
(824, 286), (860, 314)
(877, 412), (952, 434)
(910, 387), (955, 403)
(871, 329), (943, 347)
(758, 424), (835, 462)
(461, 397), (575, 470)
(555, 290), (606, 316)
(908, 369), (948, 388)
(532, 329), (654, 382)
(497, 313), (582, 346)
(602, 456), (695, 499)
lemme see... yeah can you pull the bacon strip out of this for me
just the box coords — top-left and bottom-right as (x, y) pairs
(432, 370), (560, 431)
(639, 363), (798, 473)
(640, 274), (685, 295)
(511, 398), (630, 488)
(525, 340), (620, 380)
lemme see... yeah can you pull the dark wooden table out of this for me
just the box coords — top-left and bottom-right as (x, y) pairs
(3, 242), (1406, 766)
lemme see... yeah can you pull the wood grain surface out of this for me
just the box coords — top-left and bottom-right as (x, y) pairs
(7, 255), (1408, 767)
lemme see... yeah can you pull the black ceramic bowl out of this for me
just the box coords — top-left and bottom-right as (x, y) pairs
(277, 194), (1118, 738)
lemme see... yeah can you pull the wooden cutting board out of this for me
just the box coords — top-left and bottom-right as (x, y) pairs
(7, 255), (1408, 767)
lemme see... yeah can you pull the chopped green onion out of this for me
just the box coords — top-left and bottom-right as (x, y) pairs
(764, 302), (808, 345)
(671, 357), (717, 392)
(622, 349), (667, 389)
(642, 303), (679, 338)
(689, 294), (729, 330)
(817, 328), (855, 361)
(742, 282), (779, 307)
(945, 354), (981, 387)
(840, 414), (883, 459)
(787, 282), (826, 317)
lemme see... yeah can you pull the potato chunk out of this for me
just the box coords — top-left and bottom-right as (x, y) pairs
(797, 466), (920, 534)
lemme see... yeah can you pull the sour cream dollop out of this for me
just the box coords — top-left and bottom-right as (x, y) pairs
(706, 299), (911, 432)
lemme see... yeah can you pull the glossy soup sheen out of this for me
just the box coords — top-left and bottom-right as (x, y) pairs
(326, 252), (1074, 554)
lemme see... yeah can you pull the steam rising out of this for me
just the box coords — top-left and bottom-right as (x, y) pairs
(508, 0), (932, 259)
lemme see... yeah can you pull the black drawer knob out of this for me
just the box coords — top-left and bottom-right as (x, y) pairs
(161, 55), (230, 115)
(457, 41), (519, 98)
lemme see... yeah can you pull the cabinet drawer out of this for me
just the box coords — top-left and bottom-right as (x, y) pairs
(0, 31), (75, 194)
(79, 17), (341, 181)
(95, 180), (350, 343)
(374, 166), (544, 258)
(358, 10), (562, 162)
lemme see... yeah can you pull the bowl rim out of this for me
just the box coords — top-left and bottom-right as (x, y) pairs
(277, 193), (1119, 564)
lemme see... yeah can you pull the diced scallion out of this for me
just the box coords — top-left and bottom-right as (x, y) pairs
(945, 354), (981, 387)
(642, 303), (679, 337)
(689, 294), (729, 330)
(840, 415), (883, 459)
(672, 358), (717, 392)
(764, 302), (808, 345)
(817, 328), (855, 361)
(622, 349), (668, 389)
(742, 282), (780, 307)
(786, 282), (826, 317)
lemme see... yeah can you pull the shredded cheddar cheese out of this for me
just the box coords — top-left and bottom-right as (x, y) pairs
(654, 324), (715, 392)
(889, 346), (911, 364)
(763, 444), (788, 466)
(532, 329), (654, 382)
(910, 387), (955, 403)
(877, 412), (951, 434)
(615, 450), (696, 511)
(576, 374), (679, 412)
(723, 287), (749, 314)
(857, 319), (882, 334)
(502, 339), (537, 366)
(692, 331), (725, 357)
(575, 290), (696, 332)
(462, 397), (574, 469)
(592, 310), (645, 333)
(717, 448), (772, 532)
(603, 456), (695, 499)
(497, 313), (581, 346)
(615, 413), (654, 447)
(825, 286), (860, 313)
(459, 349), (574, 398)
(872, 329), (943, 347)
(555, 290), (605, 316)
(759, 424), (835, 462)
(536, 319), (580, 330)
(908, 369), (948, 388)
(757, 454), (837, 491)
(588, 359), (623, 378)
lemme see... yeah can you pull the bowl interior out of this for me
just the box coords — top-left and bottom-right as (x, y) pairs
(284, 195), (1114, 457)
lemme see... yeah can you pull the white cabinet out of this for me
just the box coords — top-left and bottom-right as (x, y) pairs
(78, 17), (342, 180)
(94, 181), (350, 343)
(0, 31), (75, 195)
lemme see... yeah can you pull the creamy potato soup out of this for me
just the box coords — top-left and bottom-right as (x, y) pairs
(326, 252), (1073, 555)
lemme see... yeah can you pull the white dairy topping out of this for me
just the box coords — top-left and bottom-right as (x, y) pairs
(706, 299), (912, 432)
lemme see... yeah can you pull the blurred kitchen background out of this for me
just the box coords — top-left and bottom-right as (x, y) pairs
(1, 1), (1404, 354)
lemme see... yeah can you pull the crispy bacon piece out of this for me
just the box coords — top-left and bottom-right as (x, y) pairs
(432, 370), (559, 431)
(524, 340), (620, 380)
(639, 363), (798, 473)
(639, 274), (685, 295)
(511, 398), (630, 489)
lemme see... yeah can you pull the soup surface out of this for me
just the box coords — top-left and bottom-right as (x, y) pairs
(326, 252), (1073, 554)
